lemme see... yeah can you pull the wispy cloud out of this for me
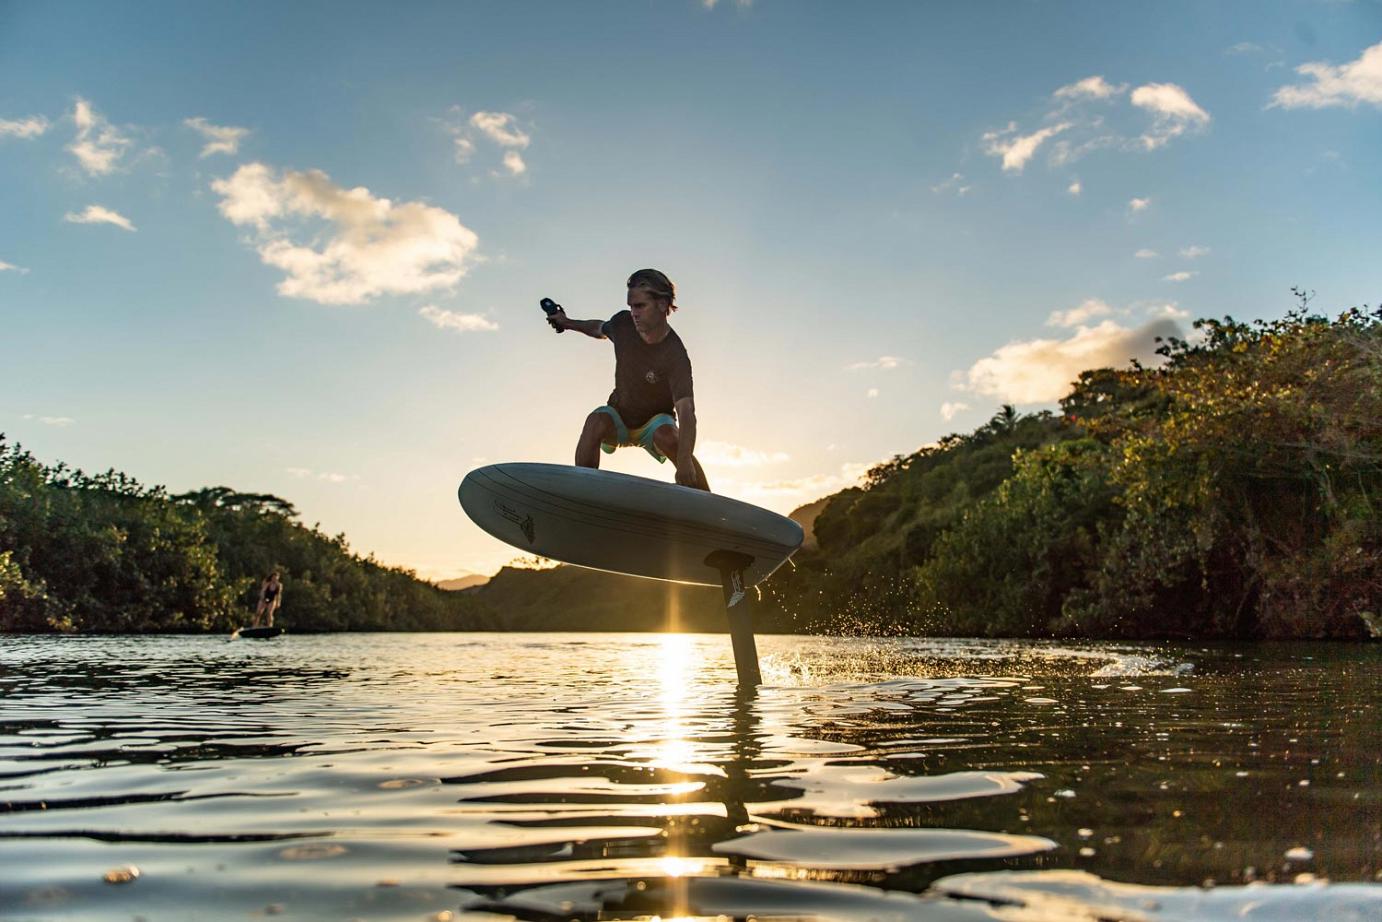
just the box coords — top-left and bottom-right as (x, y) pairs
(983, 76), (1210, 173)
(1128, 197), (1151, 213)
(444, 108), (534, 179)
(1067, 180), (1082, 196)
(931, 172), (971, 195)
(1225, 41), (1266, 57)
(67, 98), (132, 176)
(286, 466), (359, 484)
(418, 304), (498, 332)
(983, 121), (1071, 172)
(956, 318), (1181, 405)
(211, 162), (480, 305)
(940, 401), (970, 421)
(184, 116), (250, 157)
(845, 355), (906, 371)
(1048, 298), (1113, 328)
(723, 461), (871, 513)
(697, 440), (790, 467)
(0, 115), (49, 139)
(23, 414), (75, 427)
(469, 111), (530, 149)
(1271, 40), (1382, 109)
(500, 150), (527, 176)
(1179, 245), (1211, 258)
(1146, 302), (1190, 321)
(1053, 75), (1128, 101)
(64, 204), (136, 231)
(1135, 248), (1159, 259)
(1163, 271), (1197, 282)
(1130, 83), (1211, 148)
(0, 260), (29, 274)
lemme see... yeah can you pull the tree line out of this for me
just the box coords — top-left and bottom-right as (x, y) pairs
(0, 449), (490, 633)
(763, 298), (1381, 639)
(5, 298), (1378, 638)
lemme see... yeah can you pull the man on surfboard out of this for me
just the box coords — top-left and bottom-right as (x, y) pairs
(544, 269), (710, 491)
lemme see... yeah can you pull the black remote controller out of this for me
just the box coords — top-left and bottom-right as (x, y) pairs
(540, 297), (564, 333)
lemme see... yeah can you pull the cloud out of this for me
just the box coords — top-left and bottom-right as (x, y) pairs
(1135, 248), (1159, 259)
(931, 172), (972, 195)
(724, 461), (871, 513)
(697, 440), (790, 467)
(983, 121), (1071, 172)
(67, 98), (132, 175)
(940, 401), (970, 421)
(469, 111), (530, 149)
(1271, 41), (1382, 109)
(1130, 83), (1211, 149)
(286, 466), (359, 484)
(1179, 245), (1211, 258)
(0, 116), (49, 139)
(1163, 271), (1196, 282)
(957, 318), (1182, 405)
(1048, 298), (1114, 328)
(64, 204), (136, 231)
(418, 304), (498, 332)
(1226, 42), (1265, 56)
(1128, 197), (1151, 212)
(866, 388), (880, 398)
(1054, 75), (1128, 100)
(0, 260), (29, 274)
(1146, 302), (1190, 321)
(846, 355), (905, 371)
(500, 150), (526, 176)
(212, 162), (481, 305)
(23, 414), (75, 427)
(184, 116), (250, 157)
(1067, 180), (1082, 196)
(452, 136), (475, 164)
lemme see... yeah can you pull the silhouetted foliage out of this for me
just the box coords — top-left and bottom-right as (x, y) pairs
(0, 439), (485, 633)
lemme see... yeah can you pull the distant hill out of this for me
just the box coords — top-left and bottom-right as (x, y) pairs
(788, 496), (829, 550)
(437, 573), (490, 592)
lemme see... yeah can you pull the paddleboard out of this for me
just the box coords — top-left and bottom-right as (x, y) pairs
(234, 626), (284, 639)
(458, 463), (803, 588)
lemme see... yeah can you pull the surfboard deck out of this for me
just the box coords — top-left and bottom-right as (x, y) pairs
(458, 463), (803, 588)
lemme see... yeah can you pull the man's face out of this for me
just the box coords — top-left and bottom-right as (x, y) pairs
(627, 288), (669, 333)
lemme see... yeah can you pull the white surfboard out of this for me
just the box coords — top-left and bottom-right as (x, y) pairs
(458, 463), (804, 588)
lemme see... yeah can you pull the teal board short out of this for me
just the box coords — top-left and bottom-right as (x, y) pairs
(595, 406), (676, 463)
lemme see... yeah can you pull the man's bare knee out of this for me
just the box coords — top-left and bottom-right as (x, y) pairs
(652, 424), (679, 457)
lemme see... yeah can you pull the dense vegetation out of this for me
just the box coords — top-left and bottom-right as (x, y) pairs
(5, 298), (1378, 639)
(0, 445), (487, 633)
(766, 298), (1382, 639)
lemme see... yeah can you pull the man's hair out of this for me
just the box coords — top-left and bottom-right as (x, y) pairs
(627, 268), (677, 310)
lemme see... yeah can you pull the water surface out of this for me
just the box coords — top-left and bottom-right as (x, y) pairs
(2, 633), (1379, 920)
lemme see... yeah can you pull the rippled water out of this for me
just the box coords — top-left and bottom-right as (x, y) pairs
(1, 633), (1379, 920)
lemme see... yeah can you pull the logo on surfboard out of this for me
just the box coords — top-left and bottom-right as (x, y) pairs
(493, 499), (535, 544)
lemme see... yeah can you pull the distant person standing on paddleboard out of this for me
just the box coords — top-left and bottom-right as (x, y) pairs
(543, 269), (710, 491)
(252, 571), (283, 627)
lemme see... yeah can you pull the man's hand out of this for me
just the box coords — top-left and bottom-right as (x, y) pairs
(675, 459), (698, 487)
(546, 308), (568, 333)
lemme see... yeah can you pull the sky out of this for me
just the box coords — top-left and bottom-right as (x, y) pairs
(3, 1), (1381, 579)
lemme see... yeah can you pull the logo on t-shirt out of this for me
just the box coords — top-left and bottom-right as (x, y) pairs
(645, 370), (659, 384)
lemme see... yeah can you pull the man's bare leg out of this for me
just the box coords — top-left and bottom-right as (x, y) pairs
(653, 425), (710, 491)
(576, 411), (616, 469)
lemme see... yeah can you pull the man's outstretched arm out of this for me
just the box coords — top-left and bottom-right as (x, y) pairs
(549, 309), (606, 339)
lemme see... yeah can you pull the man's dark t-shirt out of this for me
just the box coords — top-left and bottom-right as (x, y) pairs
(601, 310), (694, 428)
